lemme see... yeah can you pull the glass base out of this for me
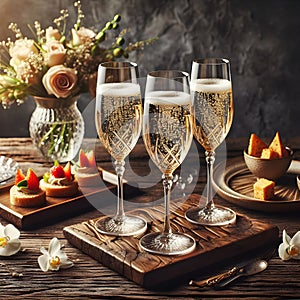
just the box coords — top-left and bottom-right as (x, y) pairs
(185, 205), (236, 226)
(139, 232), (196, 256)
(95, 215), (147, 237)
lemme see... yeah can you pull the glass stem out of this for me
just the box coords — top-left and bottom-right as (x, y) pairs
(162, 174), (173, 235)
(205, 150), (215, 210)
(114, 160), (126, 224)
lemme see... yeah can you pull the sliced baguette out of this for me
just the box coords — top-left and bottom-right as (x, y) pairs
(40, 179), (78, 197)
(10, 185), (46, 207)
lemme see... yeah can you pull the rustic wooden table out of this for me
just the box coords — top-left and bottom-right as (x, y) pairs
(0, 137), (300, 299)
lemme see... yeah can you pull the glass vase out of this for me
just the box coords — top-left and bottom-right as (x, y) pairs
(29, 96), (84, 162)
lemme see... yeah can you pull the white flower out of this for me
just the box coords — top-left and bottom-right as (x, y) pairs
(9, 38), (38, 68)
(45, 26), (62, 42)
(0, 223), (21, 256)
(278, 229), (300, 260)
(71, 27), (96, 46)
(38, 237), (73, 272)
(44, 40), (66, 67)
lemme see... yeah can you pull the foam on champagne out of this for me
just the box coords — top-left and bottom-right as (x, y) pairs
(145, 91), (191, 105)
(190, 78), (231, 93)
(97, 83), (141, 97)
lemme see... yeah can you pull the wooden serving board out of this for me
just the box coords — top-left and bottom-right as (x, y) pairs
(0, 169), (139, 229)
(214, 157), (300, 213)
(63, 194), (279, 289)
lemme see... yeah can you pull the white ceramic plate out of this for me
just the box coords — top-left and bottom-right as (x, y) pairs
(213, 157), (300, 213)
(0, 156), (18, 188)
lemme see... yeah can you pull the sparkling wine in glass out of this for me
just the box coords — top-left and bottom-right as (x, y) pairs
(95, 61), (147, 236)
(139, 70), (196, 255)
(185, 58), (236, 226)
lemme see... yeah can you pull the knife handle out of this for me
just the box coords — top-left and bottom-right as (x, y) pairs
(214, 271), (244, 288)
(189, 266), (239, 288)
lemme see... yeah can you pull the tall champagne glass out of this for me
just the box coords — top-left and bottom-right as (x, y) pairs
(185, 58), (236, 226)
(95, 61), (147, 236)
(139, 70), (196, 255)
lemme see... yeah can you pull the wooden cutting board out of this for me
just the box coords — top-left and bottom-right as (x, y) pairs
(63, 194), (279, 289)
(0, 169), (139, 229)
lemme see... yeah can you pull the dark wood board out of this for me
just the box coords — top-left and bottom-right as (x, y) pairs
(0, 169), (139, 229)
(63, 193), (279, 289)
(214, 157), (300, 213)
(0, 185), (114, 230)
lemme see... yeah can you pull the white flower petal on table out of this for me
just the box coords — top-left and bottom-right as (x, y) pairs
(38, 253), (50, 272)
(56, 250), (67, 261)
(49, 263), (60, 271)
(57, 251), (73, 268)
(0, 223), (21, 256)
(278, 230), (300, 261)
(278, 242), (291, 261)
(0, 223), (6, 237)
(290, 231), (300, 246)
(282, 229), (291, 245)
(0, 246), (7, 256)
(4, 224), (20, 240)
(49, 237), (61, 257)
(0, 239), (21, 256)
(38, 237), (74, 272)
(60, 260), (74, 269)
(4, 238), (21, 255)
(40, 247), (48, 255)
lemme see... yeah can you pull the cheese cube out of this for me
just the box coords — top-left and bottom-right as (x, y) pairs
(260, 148), (279, 159)
(253, 178), (275, 200)
(268, 131), (286, 158)
(248, 133), (268, 157)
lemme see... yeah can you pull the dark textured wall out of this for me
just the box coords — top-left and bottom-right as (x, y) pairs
(0, 0), (300, 140)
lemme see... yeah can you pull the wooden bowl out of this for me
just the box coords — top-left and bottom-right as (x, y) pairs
(243, 147), (293, 181)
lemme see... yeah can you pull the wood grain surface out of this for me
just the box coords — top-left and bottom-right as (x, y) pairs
(0, 138), (300, 299)
(213, 156), (300, 213)
(0, 185), (111, 229)
(64, 194), (278, 289)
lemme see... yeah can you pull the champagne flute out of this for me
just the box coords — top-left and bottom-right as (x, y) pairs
(95, 61), (147, 236)
(185, 58), (236, 226)
(139, 70), (196, 255)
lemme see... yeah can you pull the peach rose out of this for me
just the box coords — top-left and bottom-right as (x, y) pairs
(45, 26), (61, 42)
(71, 27), (96, 46)
(44, 40), (66, 66)
(9, 39), (38, 69)
(42, 65), (77, 98)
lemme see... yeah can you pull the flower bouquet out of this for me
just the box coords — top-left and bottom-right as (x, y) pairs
(0, 1), (155, 161)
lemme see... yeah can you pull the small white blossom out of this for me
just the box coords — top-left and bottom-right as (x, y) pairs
(0, 223), (21, 256)
(38, 237), (74, 272)
(278, 229), (300, 261)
